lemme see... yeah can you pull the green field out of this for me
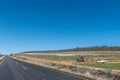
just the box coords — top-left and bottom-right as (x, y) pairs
(79, 63), (120, 70)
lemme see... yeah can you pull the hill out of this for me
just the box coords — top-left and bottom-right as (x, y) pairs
(21, 46), (120, 53)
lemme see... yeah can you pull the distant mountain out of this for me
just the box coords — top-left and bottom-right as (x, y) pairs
(20, 46), (120, 53)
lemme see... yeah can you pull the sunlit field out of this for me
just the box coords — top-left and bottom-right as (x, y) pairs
(12, 51), (120, 70)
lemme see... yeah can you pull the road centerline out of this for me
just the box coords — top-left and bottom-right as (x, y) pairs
(22, 66), (28, 70)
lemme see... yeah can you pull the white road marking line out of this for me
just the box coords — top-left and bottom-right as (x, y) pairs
(22, 66), (28, 70)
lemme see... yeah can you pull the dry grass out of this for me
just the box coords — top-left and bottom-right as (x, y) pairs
(13, 55), (75, 66)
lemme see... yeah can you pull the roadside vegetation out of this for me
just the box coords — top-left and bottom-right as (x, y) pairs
(12, 51), (120, 70)
(11, 46), (120, 70)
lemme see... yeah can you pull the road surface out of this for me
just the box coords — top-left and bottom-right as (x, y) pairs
(0, 56), (90, 80)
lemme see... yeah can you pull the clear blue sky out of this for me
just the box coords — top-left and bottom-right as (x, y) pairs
(0, 0), (120, 54)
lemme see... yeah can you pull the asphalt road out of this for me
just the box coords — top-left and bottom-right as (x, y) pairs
(0, 56), (90, 80)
